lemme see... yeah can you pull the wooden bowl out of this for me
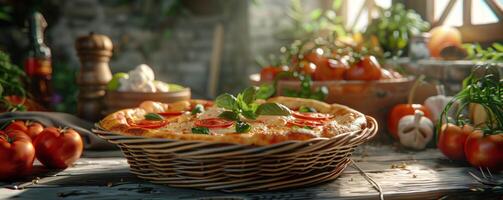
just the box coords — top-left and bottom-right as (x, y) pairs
(250, 74), (415, 142)
(103, 88), (191, 114)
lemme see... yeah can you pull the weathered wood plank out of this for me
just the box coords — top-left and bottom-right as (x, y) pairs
(1, 145), (501, 200)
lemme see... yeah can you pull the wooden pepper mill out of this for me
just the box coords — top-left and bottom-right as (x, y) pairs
(75, 32), (113, 122)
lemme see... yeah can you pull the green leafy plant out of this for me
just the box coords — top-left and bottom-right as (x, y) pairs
(463, 43), (503, 62)
(439, 64), (503, 134)
(279, 0), (346, 40)
(279, 72), (328, 101)
(215, 85), (290, 133)
(0, 51), (27, 111)
(365, 3), (430, 58)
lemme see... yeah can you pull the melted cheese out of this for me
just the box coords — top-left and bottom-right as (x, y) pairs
(198, 107), (225, 119)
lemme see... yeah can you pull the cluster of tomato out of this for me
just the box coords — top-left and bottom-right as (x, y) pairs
(0, 120), (83, 180)
(260, 48), (402, 82)
(438, 124), (502, 171)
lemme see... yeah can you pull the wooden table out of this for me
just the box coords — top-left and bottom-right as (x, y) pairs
(1, 144), (501, 200)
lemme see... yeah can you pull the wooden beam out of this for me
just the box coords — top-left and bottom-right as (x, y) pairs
(485, 0), (503, 20)
(436, 0), (457, 26)
(464, 0), (472, 25)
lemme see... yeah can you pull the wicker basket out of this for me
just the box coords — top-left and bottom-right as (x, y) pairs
(93, 116), (377, 192)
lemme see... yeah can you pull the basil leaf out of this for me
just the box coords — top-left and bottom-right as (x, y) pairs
(310, 86), (328, 101)
(218, 111), (240, 121)
(216, 93), (239, 110)
(256, 84), (275, 100)
(192, 127), (209, 134)
(299, 106), (317, 113)
(241, 110), (257, 120)
(256, 103), (291, 116)
(191, 104), (205, 115)
(241, 87), (257, 104)
(235, 121), (251, 133)
(144, 113), (164, 121)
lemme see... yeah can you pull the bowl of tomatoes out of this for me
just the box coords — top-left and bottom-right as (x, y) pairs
(251, 52), (415, 136)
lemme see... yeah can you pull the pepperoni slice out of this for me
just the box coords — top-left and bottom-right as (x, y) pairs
(194, 118), (233, 128)
(287, 119), (325, 127)
(292, 111), (333, 121)
(130, 119), (168, 129)
(158, 111), (184, 117)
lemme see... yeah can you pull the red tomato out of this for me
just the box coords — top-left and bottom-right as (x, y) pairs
(26, 122), (44, 140)
(131, 119), (168, 129)
(0, 130), (35, 180)
(298, 61), (317, 76)
(2, 96), (45, 111)
(345, 56), (382, 81)
(292, 111), (333, 121)
(437, 124), (474, 161)
(194, 118), (233, 128)
(33, 128), (83, 169)
(304, 51), (328, 68)
(5, 120), (28, 133)
(287, 119), (325, 127)
(313, 59), (349, 81)
(380, 68), (403, 80)
(158, 111), (184, 117)
(260, 66), (288, 81)
(465, 132), (503, 171)
(387, 104), (432, 139)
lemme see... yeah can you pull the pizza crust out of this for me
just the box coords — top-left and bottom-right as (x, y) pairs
(99, 97), (367, 146)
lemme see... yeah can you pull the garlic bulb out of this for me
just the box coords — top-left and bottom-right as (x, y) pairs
(424, 85), (452, 123)
(398, 110), (434, 150)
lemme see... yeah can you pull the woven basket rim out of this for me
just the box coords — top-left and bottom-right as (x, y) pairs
(93, 116), (377, 148)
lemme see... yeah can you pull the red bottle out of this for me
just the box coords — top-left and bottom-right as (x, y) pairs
(24, 11), (53, 107)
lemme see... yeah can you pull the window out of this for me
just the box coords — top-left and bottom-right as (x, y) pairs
(429, 0), (503, 42)
(337, 0), (392, 31)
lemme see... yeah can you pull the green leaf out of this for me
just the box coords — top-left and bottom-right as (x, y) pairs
(241, 87), (257, 104)
(492, 43), (503, 52)
(242, 110), (257, 120)
(309, 9), (322, 20)
(216, 93), (239, 110)
(256, 84), (275, 99)
(332, 0), (342, 10)
(0, 83), (3, 97)
(218, 111), (240, 121)
(235, 121), (251, 133)
(191, 104), (205, 115)
(192, 127), (209, 134)
(144, 113), (164, 121)
(256, 103), (291, 116)
(299, 106), (316, 113)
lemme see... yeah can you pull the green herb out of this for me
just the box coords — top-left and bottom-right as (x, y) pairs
(299, 106), (316, 113)
(463, 43), (503, 62)
(235, 121), (251, 133)
(215, 86), (292, 126)
(256, 84), (275, 100)
(191, 104), (205, 115)
(0, 51), (27, 111)
(219, 111), (240, 121)
(144, 113), (164, 121)
(438, 64), (503, 135)
(192, 127), (210, 134)
(216, 93), (239, 110)
(365, 3), (430, 58)
(282, 74), (328, 101)
(256, 103), (291, 116)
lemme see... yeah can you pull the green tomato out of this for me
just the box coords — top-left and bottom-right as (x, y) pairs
(107, 72), (129, 91)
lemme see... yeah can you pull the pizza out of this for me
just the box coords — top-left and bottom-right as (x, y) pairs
(99, 96), (367, 146)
